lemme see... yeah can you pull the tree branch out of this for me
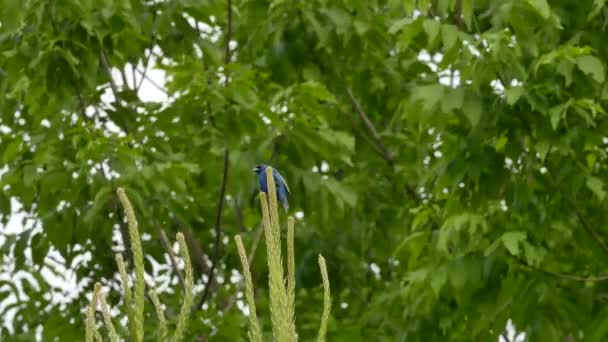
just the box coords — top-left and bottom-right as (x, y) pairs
(513, 254), (608, 282)
(196, 149), (230, 309)
(195, 0), (233, 311)
(155, 225), (186, 290)
(343, 87), (421, 203)
(135, 68), (169, 95)
(568, 198), (608, 257)
(100, 51), (123, 107)
(345, 87), (394, 165)
(224, 0), (233, 68)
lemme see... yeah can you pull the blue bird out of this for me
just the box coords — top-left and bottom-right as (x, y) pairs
(253, 164), (291, 212)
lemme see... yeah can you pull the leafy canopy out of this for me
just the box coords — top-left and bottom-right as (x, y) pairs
(1, 0), (608, 340)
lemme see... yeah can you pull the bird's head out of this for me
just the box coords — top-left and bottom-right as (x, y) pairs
(253, 164), (268, 175)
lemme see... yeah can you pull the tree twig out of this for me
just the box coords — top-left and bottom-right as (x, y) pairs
(224, 0), (233, 74)
(195, 0), (234, 311)
(345, 87), (394, 165)
(135, 68), (169, 95)
(568, 198), (608, 257)
(513, 254), (608, 282)
(100, 51), (123, 107)
(197, 150), (230, 309)
(156, 225), (186, 290)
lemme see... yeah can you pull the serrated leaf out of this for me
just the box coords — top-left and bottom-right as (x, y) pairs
(505, 87), (524, 105)
(586, 176), (606, 200)
(576, 55), (605, 83)
(430, 265), (447, 296)
(523, 241), (545, 266)
(448, 259), (467, 289)
(3, 138), (22, 163)
(441, 87), (464, 113)
(323, 7), (351, 36)
(412, 84), (444, 112)
(535, 140), (551, 161)
(23, 165), (37, 187)
(441, 24), (459, 50)
(423, 19), (441, 47)
(324, 178), (357, 207)
(463, 94), (482, 127)
(501, 231), (527, 256)
(549, 103), (567, 130)
(388, 18), (412, 34)
(526, 0), (551, 19)
(557, 61), (574, 86)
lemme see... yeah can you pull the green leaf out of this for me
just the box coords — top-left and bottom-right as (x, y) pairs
(557, 61), (574, 86)
(441, 87), (464, 113)
(441, 24), (459, 50)
(83, 186), (113, 224)
(501, 231), (527, 256)
(448, 258), (467, 289)
(353, 19), (369, 35)
(388, 18), (412, 34)
(323, 8), (351, 36)
(526, 0), (552, 19)
(423, 19), (441, 47)
(586, 176), (606, 200)
(549, 103), (567, 130)
(324, 178), (357, 207)
(462, 0), (473, 29)
(3, 138), (22, 163)
(463, 94), (482, 127)
(31, 233), (48, 266)
(523, 242), (545, 266)
(587, 0), (606, 21)
(430, 264), (447, 296)
(576, 55), (605, 83)
(535, 140), (551, 161)
(505, 87), (524, 105)
(23, 165), (37, 187)
(412, 84), (444, 112)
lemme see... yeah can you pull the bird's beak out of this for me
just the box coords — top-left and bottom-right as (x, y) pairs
(252, 167), (258, 172)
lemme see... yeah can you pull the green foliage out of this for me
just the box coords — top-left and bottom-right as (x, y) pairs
(2, 0), (608, 340)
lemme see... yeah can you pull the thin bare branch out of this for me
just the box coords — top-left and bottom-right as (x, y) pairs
(195, 0), (234, 312)
(569, 198), (608, 257)
(156, 225), (186, 290)
(345, 87), (394, 164)
(135, 68), (169, 95)
(196, 149), (230, 310)
(100, 51), (123, 106)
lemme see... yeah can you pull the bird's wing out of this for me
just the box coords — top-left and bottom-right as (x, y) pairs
(277, 172), (291, 197)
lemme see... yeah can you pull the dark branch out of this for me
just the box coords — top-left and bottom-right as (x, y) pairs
(345, 87), (394, 165)
(197, 149), (230, 309)
(512, 253), (608, 282)
(568, 198), (608, 257)
(195, 0), (234, 311)
(100, 51), (123, 106)
(135, 68), (169, 95)
(224, 0), (233, 68)
(156, 225), (186, 290)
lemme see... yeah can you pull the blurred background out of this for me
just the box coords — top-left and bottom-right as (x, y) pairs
(1, 0), (607, 340)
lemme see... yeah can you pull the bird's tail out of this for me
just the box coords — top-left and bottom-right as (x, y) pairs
(283, 201), (289, 213)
